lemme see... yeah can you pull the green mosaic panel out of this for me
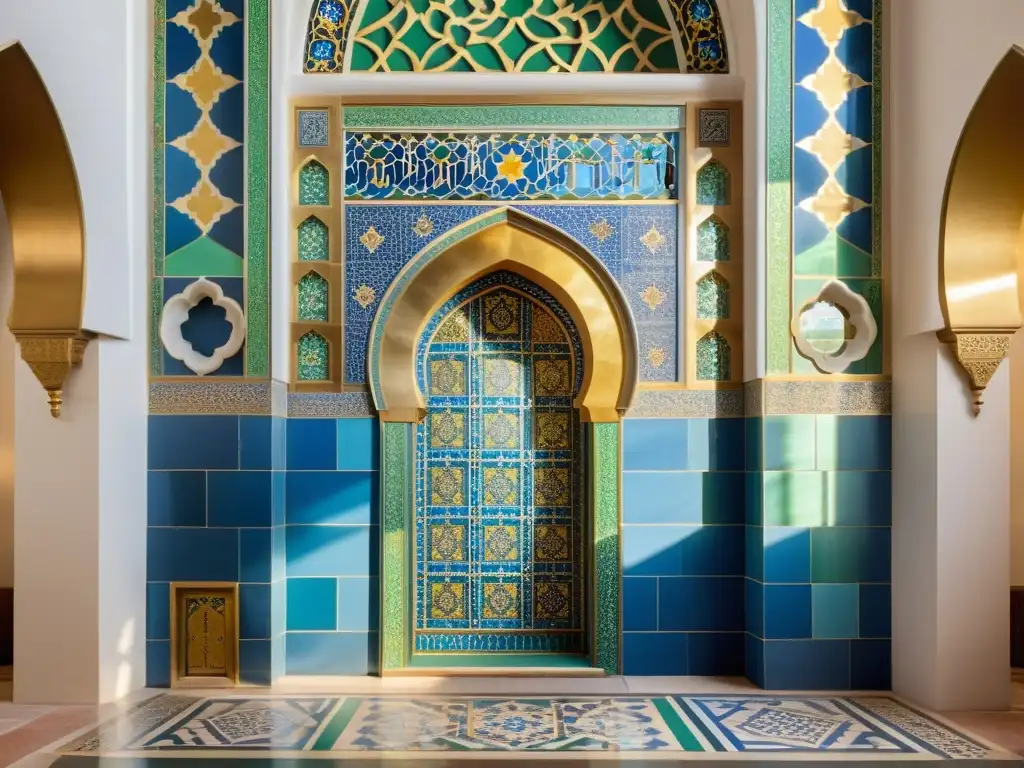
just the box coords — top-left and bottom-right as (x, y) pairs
(696, 331), (730, 381)
(299, 161), (330, 206)
(696, 216), (729, 262)
(696, 271), (729, 320)
(298, 217), (329, 261)
(343, 106), (685, 131)
(872, 0), (883, 278)
(695, 160), (730, 206)
(297, 331), (329, 381)
(246, 0), (270, 378)
(593, 422), (620, 676)
(297, 272), (329, 322)
(382, 422), (412, 671)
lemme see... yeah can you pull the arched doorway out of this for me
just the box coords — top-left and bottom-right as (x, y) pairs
(415, 272), (586, 658)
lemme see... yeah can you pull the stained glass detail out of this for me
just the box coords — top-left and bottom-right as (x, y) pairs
(299, 160), (330, 206)
(665, 0), (729, 73)
(297, 331), (329, 380)
(697, 215), (730, 262)
(696, 271), (729, 320)
(298, 216), (329, 261)
(696, 330), (730, 381)
(696, 159), (730, 206)
(297, 271), (329, 322)
(414, 272), (583, 653)
(344, 132), (678, 201)
(304, 0), (352, 72)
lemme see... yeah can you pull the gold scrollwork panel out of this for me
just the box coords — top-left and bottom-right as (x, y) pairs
(938, 47), (1024, 414)
(0, 42), (90, 417)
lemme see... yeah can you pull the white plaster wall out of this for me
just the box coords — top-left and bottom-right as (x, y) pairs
(888, 0), (1024, 710)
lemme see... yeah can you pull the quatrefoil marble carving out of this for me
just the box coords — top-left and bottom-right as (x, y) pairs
(791, 280), (877, 374)
(160, 277), (246, 375)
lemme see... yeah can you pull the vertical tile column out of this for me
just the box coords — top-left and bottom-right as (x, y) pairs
(270, 385), (287, 681)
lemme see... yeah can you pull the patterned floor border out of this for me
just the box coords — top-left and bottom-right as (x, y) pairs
(53, 693), (1019, 761)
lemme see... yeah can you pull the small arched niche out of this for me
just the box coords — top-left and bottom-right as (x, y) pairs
(696, 330), (730, 382)
(298, 159), (330, 206)
(296, 330), (330, 381)
(298, 215), (329, 261)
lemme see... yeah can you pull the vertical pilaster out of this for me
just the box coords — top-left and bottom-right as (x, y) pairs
(592, 422), (620, 675)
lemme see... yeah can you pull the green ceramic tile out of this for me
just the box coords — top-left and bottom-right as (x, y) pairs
(812, 583), (859, 639)
(763, 415), (816, 471)
(763, 471), (827, 527)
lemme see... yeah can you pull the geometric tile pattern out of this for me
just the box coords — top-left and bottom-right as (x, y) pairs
(59, 694), (1009, 758)
(413, 274), (585, 653)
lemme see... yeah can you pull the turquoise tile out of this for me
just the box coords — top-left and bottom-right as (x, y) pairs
(860, 583), (891, 638)
(764, 585), (811, 639)
(286, 471), (376, 525)
(745, 472), (763, 525)
(240, 416), (272, 469)
(207, 471), (272, 527)
(240, 528), (271, 583)
(745, 634), (764, 686)
(149, 415), (239, 470)
(285, 525), (375, 577)
(287, 578), (337, 631)
(745, 578), (764, 638)
(745, 418), (762, 471)
(287, 419), (337, 470)
(146, 640), (170, 687)
(147, 582), (169, 640)
(148, 471), (206, 527)
(745, 525), (763, 581)
(623, 577), (657, 631)
(337, 418), (379, 471)
(659, 576), (743, 632)
(763, 471), (826, 526)
(623, 471), (742, 525)
(337, 576), (378, 631)
(812, 583), (859, 639)
(830, 471), (891, 526)
(623, 419), (688, 470)
(688, 633), (745, 676)
(239, 639), (271, 685)
(811, 527), (891, 583)
(148, 528), (238, 582)
(763, 526), (810, 583)
(622, 632), (688, 675)
(764, 639), (851, 690)
(240, 583), (271, 639)
(764, 416), (816, 471)
(816, 416), (891, 470)
(286, 631), (379, 675)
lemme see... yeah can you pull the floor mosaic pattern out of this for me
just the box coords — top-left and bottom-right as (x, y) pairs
(57, 694), (1012, 759)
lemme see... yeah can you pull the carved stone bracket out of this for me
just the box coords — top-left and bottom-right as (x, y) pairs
(15, 334), (92, 418)
(937, 329), (1014, 415)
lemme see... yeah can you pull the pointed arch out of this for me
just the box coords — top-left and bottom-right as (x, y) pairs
(368, 208), (638, 423)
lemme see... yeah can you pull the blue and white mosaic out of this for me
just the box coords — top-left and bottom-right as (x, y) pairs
(298, 109), (331, 147)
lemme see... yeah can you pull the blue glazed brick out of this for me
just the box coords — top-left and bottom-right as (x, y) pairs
(859, 583), (892, 638)
(745, 634), (765, 687)
(146, 640), (171, 687)
(763, 527), (811, 583)
(745, 526), (763, 581)
(148, 528), (239, 582)
(763, 415), (816, 471)
(707, 418), (745, 471)
(272, 417), (287, 470)
(622, 632), (688, 675)
(240, 583), (271, 639)
(678, 526), (744, 576)
(337, 418), (379, 470)
(286, 471), (376, 525)
(745, 578), (764, 637)
(623, 525), (742, 577)
(765, 584), (812, 639)
(811, 527), (891, 583)
(764, 639), (851, 690)
(623, 472), (742, 525)
(147, 582), (170, 640)
(287, 578), (337, 631)
(240, 416), (272, 469)
(659, 576), (743, 632)
(149, 415), (239, 470)
(689, 632), (744, 676)
(851, 639), (891, 690)
(623, 419), (688, 471)
(622, 577), (658, 631)
(148, 471), (206, 527)
(830, 471), (892, 526)
(286, 525), (376, 577)
(239, 639), (272, 685)
(287, 419), (337, 470)
(816, 415), (892, 470)
(240, 528), (272, 583)
(338, 576), (378, 631)
(286, 631), (379, 675)
(207, 471), (272, 527)
(273, 472), (286, 526)
(812, 583), (859, 639)
(745, 417), (762, 471)
(745, 472), (762, 525)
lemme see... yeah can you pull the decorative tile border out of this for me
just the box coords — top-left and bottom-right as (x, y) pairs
(744, 379), (891, 416)
(149, 382), (274, 415)
(627, 388), (744, 418)
(381, 422), (412, 671)
(288, 392), (375, 417)
(343, 106), (685, 131)
(246, 0), (271, 377)
(592, 422), (620, 675)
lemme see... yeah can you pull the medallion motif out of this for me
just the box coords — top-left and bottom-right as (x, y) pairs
(640, 284), (666, 311)
(352, 284), (376, 309)
(535, 583), (571, 620)
(359, 226), (385, 253)
(483, 467), (519, 506)
(484, 293), (520, 336)
(430, 359), (466, 396)
(589, 218), (615, 242)
(534, 359), (571, 397)
(531, 310), (566, 344)
(434, 309), (470, 343)
(535, 412), (570, 450)
(430, 582), (466, 619)
(483, 411), (519, 449)
(647, 347), (667, 369)
(534, 525), (570, 561)
(483, 583), (519, 619)
(484, 525), (519, 561)
(430, 524), (466, 561)
(430, 410), (465, 448)
(640, 225), (666, 253)
(535, 468), (570, 507)
(483, 358), (520, 396)
(412, 214), (435, 237)
(430, 467), (465, 506)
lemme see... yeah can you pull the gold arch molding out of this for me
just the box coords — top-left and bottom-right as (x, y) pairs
(368, 208), (638, 423)
(0, 42), (89, 417)
(938, 46), (1024, 415)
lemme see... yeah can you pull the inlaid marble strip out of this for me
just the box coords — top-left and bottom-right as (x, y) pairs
(593, 422), (620, 675)
(342, 106), (685, 131)
(381, 422), (413, 671)
(246, 0), (270, 377)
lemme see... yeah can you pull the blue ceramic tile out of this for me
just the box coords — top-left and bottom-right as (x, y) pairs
(835, 22), (873, 83)
(207, 471), (272, 527)
(286, 525), (376, 577)
(745, 418), (762, 471)
(745, 578), (764, 638)
(623, 525), (742, 577)
(817, 416), (891, 471)
(210, 82), (245, 146)
(836, 145), (873, 204)
(146, 640), (171, 687)
(286, 471), (376, 525)
(240, 417), (272, 469)
(745, 526), (763, 581)
(337, 576), (378, 631)
(763, 527), (811, 583)
(164, 84), (202, 143)
(272, 527), (287, 582)
(689, 632), (744, 676)
(149, 415), (239, 470)
(792, 84), (830, 144)
(622, 419), (688, 471)
(240, 584), (271, 639)
(165, 145), (202, 202)
(148, 471), (206, 527)
(148, 528), (239, 582)
(764, 639), (851, 690)
(794, 19), (830, 83)
(811, 527), (891, 583)
(623, 471), (742, 525)
(165, 21), (201, 78)
(147, 583), (170, 640)
(813, 583), (859, 639)
(851, 639), (891, 690)
(337, 418), (379, 471)
(287, 578), (338, 631)
(659, 576), (743, 632)
(793, 0), (820, 17)
(287, 419), (337, 470)
(622, 577), (658, 631)
(678, 525), (744, 576)
(165, 209), (201, 259)
(240, 528), (272, 583)
(705, 419), (745, 471)
(622, 632), (688, 676)
(745, 634), (765, 687)
(860, 583), (892, 638)
(745, 472), (762, 525)
(239, 639), (272, 686)
(286, 631), (379, 675)
(842, 0), (873, 20)
(764, 585), (812, 639)
(793, 147), (829, 207)
(831, 471), (892, 526)
(835, 77), (873, 143)
(272, 417), (287, 470)
(793, 207), (831, 257)
(763, 416), (816, 471)
(273, 472), (287, 526)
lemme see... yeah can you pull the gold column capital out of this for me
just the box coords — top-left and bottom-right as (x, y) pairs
(13, 334), (92, 418)
(936, 329), (1014, 415)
